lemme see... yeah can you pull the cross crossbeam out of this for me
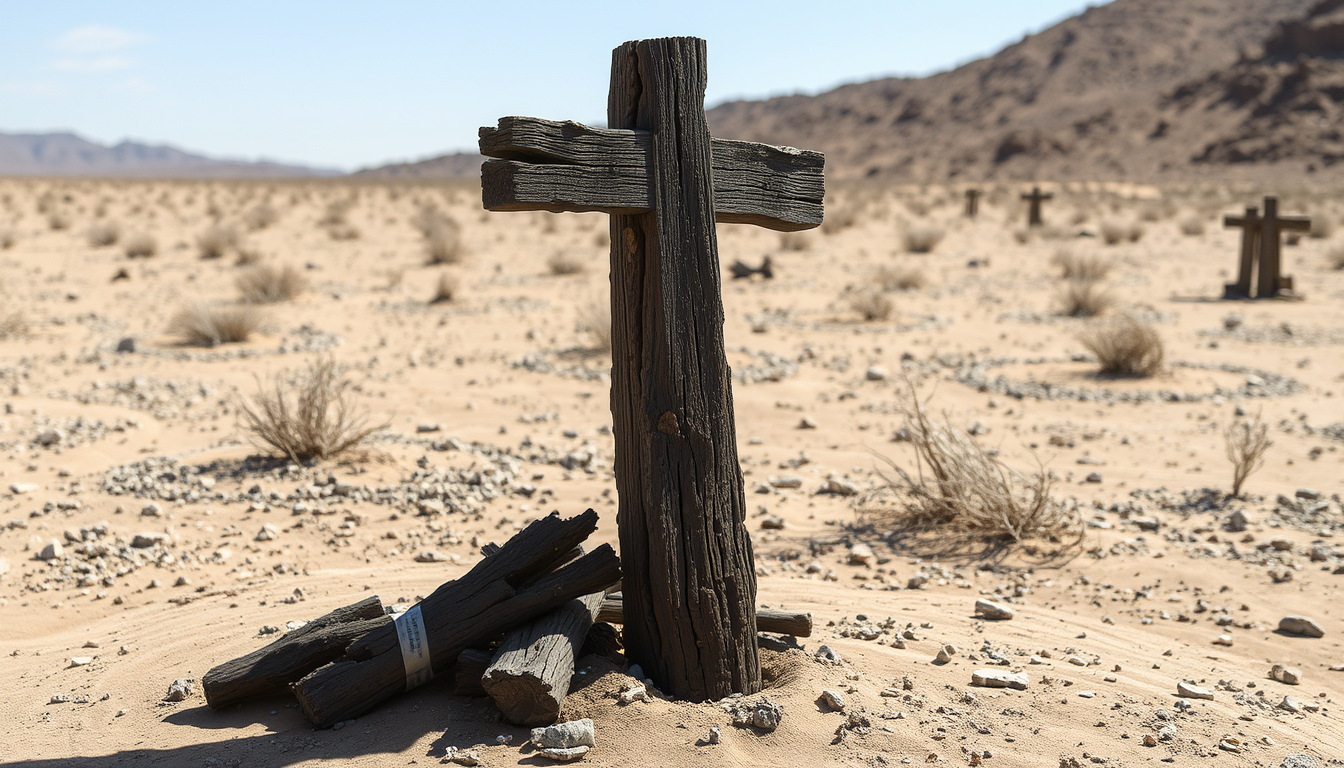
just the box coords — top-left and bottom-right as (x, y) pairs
(1222, 196), (1310, 299)
(1021, 186), (1052, 227)
(480, 116), (824, 232)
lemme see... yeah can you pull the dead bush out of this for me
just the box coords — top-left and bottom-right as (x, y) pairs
(327, 222), (361, 241)
(168, 302), (262, 346)
(1309, 214), (1336, 240)
(425, 219), (464, 265)
(546, 251), (586, 275)
(865, 388), (1075, 543)
(847, 289), (894, 321)
(1099, 220), (1128, 245)
(236, 264), (306, 304)
(1224, 410), (1271, 498)
(1328, 245), (1344, 271)
(234, 244), (264, 266)
(778, 232), (812, 251)
(1051, 249), (1110, 281)
(47, 210), (71, 231)
(243, 203), (279, 231)
(197, 224), (239, 259)
(1179, 216), (1206, 236)
(123, 232), (158, 258)
(875, 265), (928, 291)
(0, 229), (14, 249)
(902, 224), (945, 254)
(1055, 279), (1115, 317)
(430, 271), (459, 304)
(820, 205), (858, 235)
(1077, 314), (1164, 377)
(238, 356), (387, 462)
(577, 299), (611, 352)
(87, 220), (120, 247)
(0, 311), (28, 340)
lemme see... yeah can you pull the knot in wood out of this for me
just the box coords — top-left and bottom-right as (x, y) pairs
(657, 411), (681, 436)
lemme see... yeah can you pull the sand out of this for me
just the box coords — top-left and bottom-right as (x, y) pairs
(0, 177), (1341, 767)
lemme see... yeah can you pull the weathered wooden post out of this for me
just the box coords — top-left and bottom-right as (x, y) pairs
(1021, 186), (1052, 227)
(479, 37), (824, 701)
(1222, 205), (1261, 298)
(1255, 196), (1309, 299)
(964, 188), (980, 219)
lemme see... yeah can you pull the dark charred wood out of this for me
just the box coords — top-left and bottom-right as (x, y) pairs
(596, 594), (810, 637)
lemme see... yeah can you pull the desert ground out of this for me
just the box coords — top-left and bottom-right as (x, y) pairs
(0, 177), (1341, 767)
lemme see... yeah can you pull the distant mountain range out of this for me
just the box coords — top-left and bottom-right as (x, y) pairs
(0, 131), (340, 178)
(7, 0), (1340, 183)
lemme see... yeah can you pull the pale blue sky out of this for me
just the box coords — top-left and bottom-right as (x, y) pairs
(0, 1), (1107, 171)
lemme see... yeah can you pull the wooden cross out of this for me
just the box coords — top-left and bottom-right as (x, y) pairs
(964, 188), (980, 219)
(1021, 186), (1052, 227)
(1222, 196), (1310, 299)
(478, 37), (824, 702)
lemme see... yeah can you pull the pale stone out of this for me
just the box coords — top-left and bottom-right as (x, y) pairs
(971, 669), (1027, 690)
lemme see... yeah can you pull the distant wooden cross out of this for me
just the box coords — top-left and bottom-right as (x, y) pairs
(1021, 186), (1052, 227)
(479, 37), (824, 701)
(964, 188), (980, 219)
(1222, 196), (1310, 299)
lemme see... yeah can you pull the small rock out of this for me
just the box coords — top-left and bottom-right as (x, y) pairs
(848, 543), (875, 566)
(769, 475), (803, 489)
(819, 689), (846, 711)
(1271, 664), (1302, 685)
(974, 598), (1014, 620)
(49, 694), (69, 704)
(1084, 472), (1102, 484)
(540, 746), (590, 762)
(1176, 681), (1213, 700)
(618, 684), (647, 704)
(702, 726), (721, 745)
(131, 532), (169, 548)
(815, 645), (841, 662)
(1213, 634), (1233, 646)
(445, 747), (480, 766)
(38, 540), (63, 561)
(164, 678), (196, 702)
(865, 366), (887, 382)
(35, 429), (64, 447)
(936, 644), (957, 663)
(797, 416), (817, 430)
(1142, 734), (1157, 747)
(69, 656), (93, 667)
(1226, 509), (1250, 532)
(1066, 655), (1087, 667)
(1278, 615), (1325, 638)
(116, 337), (136, 353)
(823, 476), (859, 496)
(531, 719), (595, 750)
(8, 483), (40, 495)
(1295, 488), (1322, 501)
(759, 515), (785, 530)
(1281, 755), (1320, 768)
(416, 422), (441, 433)
(140, 503), (163, 517)
(970, 669), (1027, 690)
(1132, 516), (1160, 531)
(1279, 695), (1305, 714)
(414, 550), (449, 563)
(728, 698), (782, 731)
(255, 523), (279, 542)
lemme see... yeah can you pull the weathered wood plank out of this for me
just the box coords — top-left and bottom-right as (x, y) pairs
(479, 116), (824, 232)
(596, 594), (811, 637)
(454, 648), (491, 696)
(202, 596), (386, 709)
(481, 591), (604, 726)
(606, 36), (761, 703)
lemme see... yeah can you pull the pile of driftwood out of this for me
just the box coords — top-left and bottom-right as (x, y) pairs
(203, 509), (812, 728)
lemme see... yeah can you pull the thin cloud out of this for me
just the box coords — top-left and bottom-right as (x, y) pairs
(0, 79), (64, 96)
(53, 24), (147, 54)
(111, 77), (153, 94)
(52, 56), (136, 72)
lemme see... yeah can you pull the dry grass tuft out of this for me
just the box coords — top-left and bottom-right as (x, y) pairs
(0, 311), (29, 340)
(1309, 214), (1336, 240)
(0, 229), (15, 249)
(546, 251), (586, 275)
(123, 232), (157, 258)
(820, 205), (858, 235)
(1055, 279), (1115, 317)
(846, 289), (894, 321)
(168, 302), (263, 346)
(238, 356), (387, 463)
(430, 271), (459, 304)
(243, 203), (279, 231)
(876, 264), (928, 291)
(1099, 219), (1144, 245)
(234, 244), (264, 266)
(1224, 410), (1271, 498)
(87, 220), (120, 247)
(424, 218), (464, 265)
(1328, 245), (1344, 271)
(1077, 314), (1164, 377)
(577, 300), (611, 352)
(197, 224), (239, 259)
(1179, 216), (1206, 236)
(236, 264), (306, 304)
(327, 222), (361, 241)
(1051, 249), (1110, 281)
(902, 224), (945, 253)
(866, 387), (1075, 543)
(47, 210), (71, 231)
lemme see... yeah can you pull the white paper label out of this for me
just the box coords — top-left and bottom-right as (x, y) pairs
(393, 604), (433, 691)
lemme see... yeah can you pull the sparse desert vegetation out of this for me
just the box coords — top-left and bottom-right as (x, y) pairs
(87, 220), (120, 247)
(123, 232), (158, 258)
(238, 356), (386, 462)
(1078, 314), (1165, 376)
(875, 264), (928, 291)
(167, 302), (263, 346)
(1055, 278), (1116, 317)
(236, 263), (306, 304)
(197, 224), (239, 259)
(901, 223), (945, 253)
(1225, 409), (1272, 498)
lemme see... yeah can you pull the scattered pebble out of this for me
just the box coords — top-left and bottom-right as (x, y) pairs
(1176, 681), (1213, 700)
(974, 598), (1013, 620)
(1278, 615), (1325, 638)
(970, 669), (1027, 690)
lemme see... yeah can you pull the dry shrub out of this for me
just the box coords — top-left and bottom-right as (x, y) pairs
(1328, 245), (1344, 271)
(234, 244), (264, 266)
(876, 264), (928, 291)
(902, 224), (945, 254)
(1179, 216), (1206, 236)
(577, 300), (611, 352)
(0, 229), (14, 249)
(1099, 220), (1128, 245)
(243, 203), (279, 231)
(1012, 228), (1031, 245)
(1309, 214), (1336, 240)
(0, 311), (28, 340)
(1126, 222), (1147, 242)
(1055, 279), (1115, 317)
(846, 289), (894, 321)
(1224, 410), (1271, 498)
(867, 388), (1074, 543)
(238, 356), (387, 462)
(546, 251), (586, 275)
(425, 219), (464, 265)
(123, 232), (158, 258)
(905, 199), (931, 218)
(87, 220), (120, 247)
(821, 205), (858, 235)
(168, 302), (262, 346)
(1051, 249), (1110, 281)
(197, 224), (239, 259)
(430, 271), (459, 304)
(327, 222), (360, 241)
(48, 210), (71, 231)
(1078, 314), (1164, 377)
(236, 264), (306, 303)
(778, 232), (812, 251)
(318, 199), (353, 227)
